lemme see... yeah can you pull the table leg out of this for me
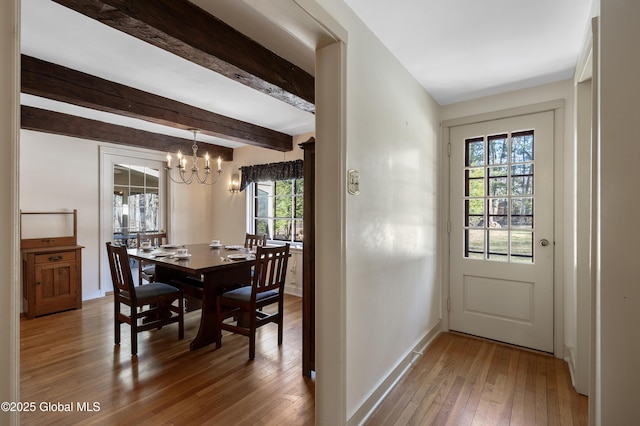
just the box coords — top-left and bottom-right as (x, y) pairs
(189, 264), (252, 350)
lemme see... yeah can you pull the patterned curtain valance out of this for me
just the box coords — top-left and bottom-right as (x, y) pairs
(239, 159), (304, 191)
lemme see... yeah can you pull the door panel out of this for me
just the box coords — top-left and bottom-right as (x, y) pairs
(449, 111), (554, 352)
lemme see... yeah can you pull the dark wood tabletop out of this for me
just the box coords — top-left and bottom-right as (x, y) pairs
(128, 242), (254, 350)
(128, 243), (254, 274)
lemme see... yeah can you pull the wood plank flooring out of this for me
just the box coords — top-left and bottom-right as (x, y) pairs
(365, 332), (588, 426)
(20, 294), (314, 425)
(21, 296), (587, 425)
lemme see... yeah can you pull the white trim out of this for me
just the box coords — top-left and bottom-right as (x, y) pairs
(99, 145), (168, 295)
(6, 0), (20, 423)
(589, 16), (599, 425)
(442, 100), (566, 358)
(553, 105), (566, 359)
(442, 100), (565, 129)
(315, 39), (348, 425)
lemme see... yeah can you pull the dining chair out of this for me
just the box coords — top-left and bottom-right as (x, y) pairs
(216, 244), (290, 360)
(244, 232), (267, 249)
(136, 232), (168, 284)
(106, 242), (184, 356)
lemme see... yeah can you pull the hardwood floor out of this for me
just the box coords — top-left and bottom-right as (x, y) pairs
(21, 297), (587, 425)
(366, 332), (588, 426)
(20, 294), (314, 425)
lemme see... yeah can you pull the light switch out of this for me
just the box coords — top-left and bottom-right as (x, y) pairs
(348, 169), (360, 195)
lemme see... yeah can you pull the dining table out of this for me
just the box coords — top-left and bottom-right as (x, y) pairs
(128, 242), (254, 350)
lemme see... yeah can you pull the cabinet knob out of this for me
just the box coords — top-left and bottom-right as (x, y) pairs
(48, 255), (63, 261)
(36, 282), (41, 286)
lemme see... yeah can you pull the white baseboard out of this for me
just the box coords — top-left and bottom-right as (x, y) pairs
(284, 286), (302, 297)
(564, 345), (577, 388)
(347, 320), (442, 426)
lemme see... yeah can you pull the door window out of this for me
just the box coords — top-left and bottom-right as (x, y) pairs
(464, 130), (535, 263)
(113, 164), (162, 247)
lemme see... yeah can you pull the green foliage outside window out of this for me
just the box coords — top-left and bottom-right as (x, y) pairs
(252, 178), (303, 243)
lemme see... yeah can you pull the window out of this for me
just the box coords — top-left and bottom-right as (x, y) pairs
(113, 164), (162, 245)
(464, 130), (535, 263)
(250, 178), (303, 244)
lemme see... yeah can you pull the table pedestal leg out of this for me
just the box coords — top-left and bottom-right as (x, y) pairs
(189, 265), (252, 350)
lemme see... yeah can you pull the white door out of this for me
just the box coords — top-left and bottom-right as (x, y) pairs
(449, 111), (554, 352)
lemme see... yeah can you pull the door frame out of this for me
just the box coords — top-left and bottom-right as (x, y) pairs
(99, 146), (169, 296)
(441, 99), (565, 358)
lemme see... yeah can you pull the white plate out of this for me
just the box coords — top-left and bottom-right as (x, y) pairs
(227, 253), (248, 260)
(152, 251), (168, 257)
(209, 244), (222, 248)
(173, 254), (192, 259)
(225, 245), (244, 250)
(161, 244), (180, 249)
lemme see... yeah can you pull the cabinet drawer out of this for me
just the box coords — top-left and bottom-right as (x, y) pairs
(34, 251), (76, 264)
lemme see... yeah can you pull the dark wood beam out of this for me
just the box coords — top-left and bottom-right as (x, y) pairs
(22, 55), (292, 152)
(21, 105), (234, 161)
(51, 0), (315, 113)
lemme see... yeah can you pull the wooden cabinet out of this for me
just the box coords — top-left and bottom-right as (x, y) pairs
(20, 210), (83, 318)
(22, 246), (83, 318)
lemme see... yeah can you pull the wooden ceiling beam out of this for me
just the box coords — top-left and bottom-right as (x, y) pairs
(22, 55), (292, 152)
(21, 105), (234, 161)
(51, 0), (315, 113)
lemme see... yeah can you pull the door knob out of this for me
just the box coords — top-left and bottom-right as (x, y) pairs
(539, 239), (550, 247)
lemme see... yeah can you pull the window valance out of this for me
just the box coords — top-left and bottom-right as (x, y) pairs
(239, 159), (304, 191)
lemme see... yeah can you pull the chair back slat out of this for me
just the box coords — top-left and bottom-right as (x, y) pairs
(244, 233), (267, 249)
(106, 242), (136, 300)
(251, 244), (290, 297)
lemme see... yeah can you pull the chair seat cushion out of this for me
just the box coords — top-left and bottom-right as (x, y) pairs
(132, 282), (179, 299)
(141, 264), (156, 275)
(221, 286), (277, 302)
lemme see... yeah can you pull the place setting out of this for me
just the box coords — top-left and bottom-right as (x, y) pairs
(145, 244), (189, 259)
(227, 252), (254, 261)
(139, 241), (155, 252)
(170, 248), (191, 260)
(224, 244), (245, 250)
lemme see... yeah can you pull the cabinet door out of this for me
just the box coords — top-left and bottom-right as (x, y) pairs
(34, 259), (78, 315)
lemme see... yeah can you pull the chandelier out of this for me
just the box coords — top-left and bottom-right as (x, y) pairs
(165, 129), (222, 185)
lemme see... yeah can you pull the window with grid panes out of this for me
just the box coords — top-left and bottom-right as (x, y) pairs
(464, 130), (535, 263)
(250, 178), (303, 244)
(113, 164), (161, 238)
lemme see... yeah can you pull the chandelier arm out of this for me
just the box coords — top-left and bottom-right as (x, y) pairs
(165, 128), (222, 185)
(194, 169), (222, 185)
(181, 168), (195, 184)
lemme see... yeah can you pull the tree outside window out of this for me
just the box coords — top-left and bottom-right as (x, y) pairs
(252, 178), (303, 243)
(113, 165), (161, 244)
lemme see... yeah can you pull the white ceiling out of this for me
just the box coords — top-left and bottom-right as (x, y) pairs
(21, 0), (596, 149)
(344, 0), (595, 104)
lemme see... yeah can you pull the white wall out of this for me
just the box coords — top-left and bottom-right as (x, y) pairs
(20, 131), (102, 299)
(19, 130), (215, 302)
(597, 1), (640, 423)
(0, 0), (19, 423)
(168, 172), (214, 245)
(312, 1), (442, 423)
(19, 127), (311, 305)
